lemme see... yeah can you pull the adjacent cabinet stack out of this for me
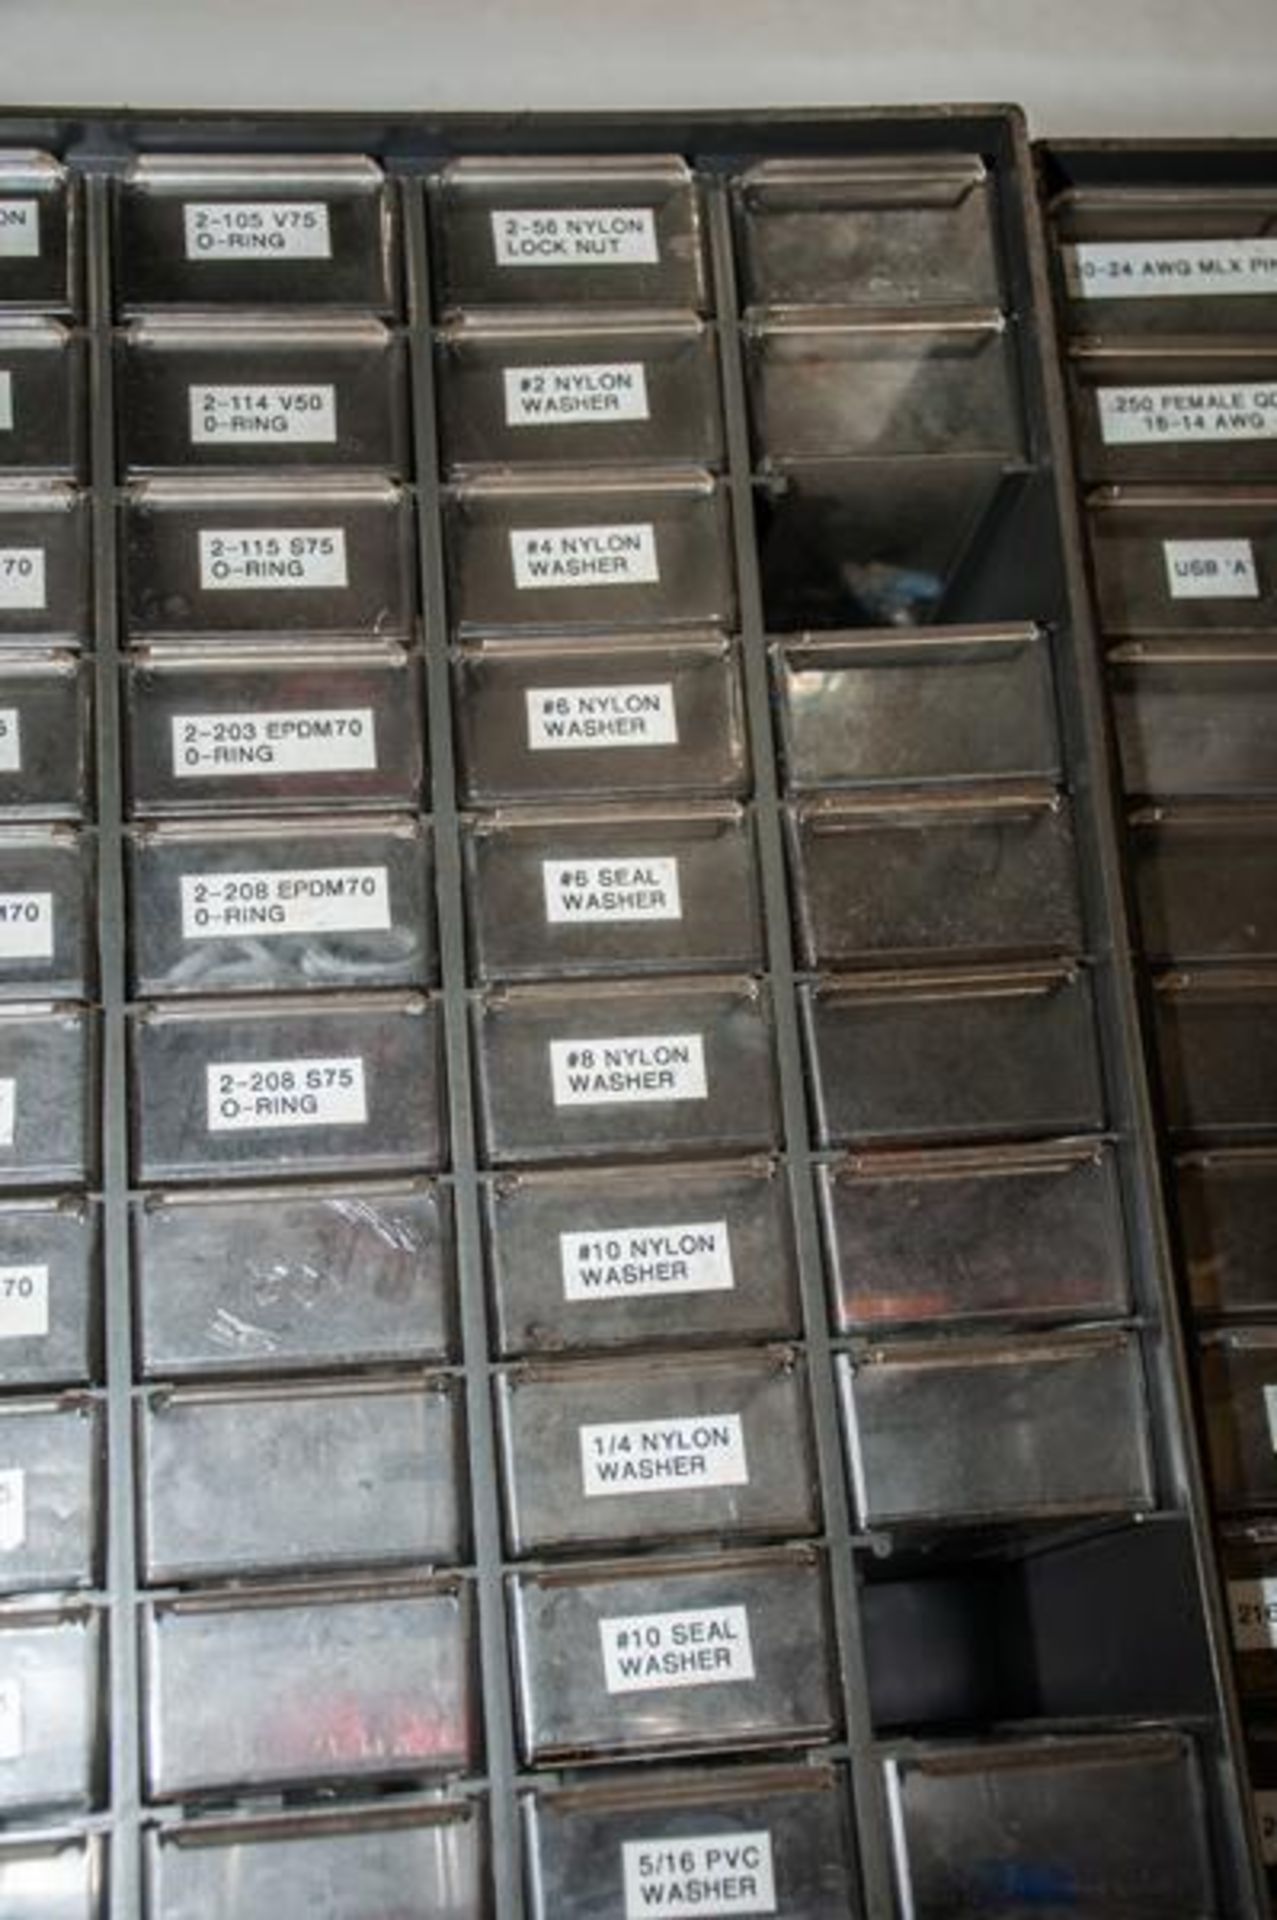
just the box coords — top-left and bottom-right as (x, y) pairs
(0, 108), (1271, 1919)
(1044, 138), (1277, 1914)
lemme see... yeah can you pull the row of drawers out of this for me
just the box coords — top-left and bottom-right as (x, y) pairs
(5, 630), (1270, 816)
(0, 317), (1024, 472)
(0, 1695), (1214, 1920)
(1, 798), (1271, 1000)
(0, 1325), (1158, 1591)
(0, 151), (1009, 317)
(0, 1139), (1148, 1380)
(3, 960), (1274, 1187)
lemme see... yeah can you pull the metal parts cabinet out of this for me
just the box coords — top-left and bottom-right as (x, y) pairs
(0, 105), (1265, 1919)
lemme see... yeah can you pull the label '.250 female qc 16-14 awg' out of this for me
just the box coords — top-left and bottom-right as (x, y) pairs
(1098, 383), (1277, 445)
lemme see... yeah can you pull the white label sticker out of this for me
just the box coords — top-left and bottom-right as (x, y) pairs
(0, 1265), (49, 1341)
(543, 856), (681, 926)
(189, 385), (337, 446)
(0, 549), (45, 612)
(181, 865), (391, 940)
(198, 527), (348, 592)
(0, 201), (39, 259)
(0, 371), (12, 433)
(526, 683), (677, 752)
(0, 1078), (14, 1148)
(1258, 1790), (1277, 1866)
(550, 1033), (707, 1108)
(561, 1219), (735, 1303)
(172, 708), (376, 779)
(1163, 536), (1259, 600)
(581, 1413), (748, 1497)
(601, 1605), (755, 1695)
(504, 361), (650, 427)
(622, 1832), (777, 1920)
(206, 1056), (367, 1132)
(1229, 1577), (1277, 1651)
(511, 524), (659, 591)
(0, 1469), (24, 1552)
(0, 893), (53, 960)
(1097, 383), (1277, 446)
(183, 200), (332, 260)
(492, 207), (658, 268)
(0, 1678), (19, 1761)
(1069, 238), (1277, 301)
(0, 711), (19, 773)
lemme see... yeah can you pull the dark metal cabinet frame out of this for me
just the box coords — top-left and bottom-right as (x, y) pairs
(0, 103), (1260, 1919)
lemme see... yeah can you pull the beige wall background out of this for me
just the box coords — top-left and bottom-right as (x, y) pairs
(1, 0), (1272, 136)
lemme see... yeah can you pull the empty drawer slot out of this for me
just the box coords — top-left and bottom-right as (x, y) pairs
(146, 1803), (484, 1920)
(135, 1178), (452, 1378)
(735, 155), (1001, 311)
(841, 1332), (1153, 1527)
(788, 787), (1079, 966)
(1178, 1147), (1277, 1321)
(144, 1578), (475, 1799)
(885, 1728), (1217, 1916)
(803, 963), (1104, 1148)
(775, 626), (1058, 789)
(746, 313), (1021, 464)
(139, 1376), (464, 1582)
(820, 1140), (1128, 1332)
(1154, 967), (1277, 1136)
(1111, 639), (1277, 797)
